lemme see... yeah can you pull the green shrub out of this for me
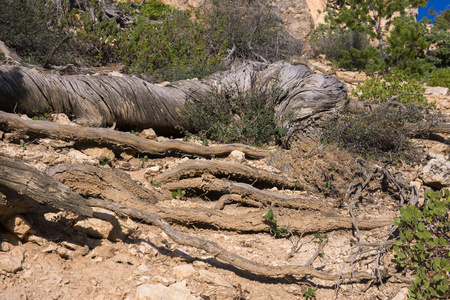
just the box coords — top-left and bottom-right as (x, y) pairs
(425, 9), (450, 69)
(201, 0), (302, 62)
(0, 0), (66, 64)
(183, 75), (286, 146)
(309, 24), (372, 69)
(350, 74), (428, 106)
(393, 189), (450, 299)
(428, 68), (450, 88)
(322, 103), (423, 159)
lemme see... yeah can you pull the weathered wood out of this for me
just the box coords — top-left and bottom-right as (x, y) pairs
(0, 153), (92, 216)
(154, 159), (300, 189)
(0, 110), (269, 158)
(0, 62), (348, 140)
(162, 177), (327, 212)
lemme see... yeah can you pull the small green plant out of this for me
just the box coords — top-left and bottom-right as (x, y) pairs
(131, 130), (140, 136)
(303, 287), (317, 299)
(313, 233), (328, 244)
(262, 209), (289, 238)
(350, 74), (428, 106)
(150, 182), (160, 188)
(393, 188), (450, 299)
(140, 155), (148, 162)
(171, 189), (184, 198)
(19, 139), (26, 150)
(428, 68), (450, 88)
(100, 157), (111, 166)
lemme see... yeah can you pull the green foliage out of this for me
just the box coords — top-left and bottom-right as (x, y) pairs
(393, 189), (450, 299)
(262, 209), (289, 238)
(140, 0), (172, 20)
(19, 139), (26, 150)
(183, 76), (285, 146)
(350, 74), (428, 106)
(150, 182), (160, 188)
(0, 0), (67, 64)
(131, 130), (140, 136)
(322, 103), (423, 159)
(140, 155), (148, 162)
(171, 189), (184, 198)
(303, 287), (317, 299)
(201, 0), (302, 62)
(313, 233), (328, 244)
(385, 16), (431, 77)
(100, 157), (111, 166)
(428, 68), (450, 88)
(425, 8), (450, 69)
(318, 0), (431, 75)
(309, 24), (372, 69)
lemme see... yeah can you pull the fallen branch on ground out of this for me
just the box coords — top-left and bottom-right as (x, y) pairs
(0, 110), (269, 159)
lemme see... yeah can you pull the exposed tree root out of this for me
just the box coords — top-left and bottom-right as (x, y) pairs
(0, 152), (400, 282)
(154, 160), (300, 189)
(161, 177), (328, 212)
(86, 197), (381, 281)
(0, 110), (269, 159)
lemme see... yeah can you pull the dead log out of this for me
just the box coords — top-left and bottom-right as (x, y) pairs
(154, 160), (300, 189)
(0, 61), (347, 140)
(404, 122), (450, 134)
(0, 153), (92, 216)
(0, 110), (269, 158)
(161, 177), (327, 212)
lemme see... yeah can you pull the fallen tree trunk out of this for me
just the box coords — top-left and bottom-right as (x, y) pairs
(0, 62), (347, 139)
(0, 110), (269, 158)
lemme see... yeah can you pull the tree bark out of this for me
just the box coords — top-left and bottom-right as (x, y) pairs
(0, 61), (348, 139)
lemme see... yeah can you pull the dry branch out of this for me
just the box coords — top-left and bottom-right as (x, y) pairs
(0, 110), (269, 158)
(154, 160), (298, 189)
(162, 177), (328, 212)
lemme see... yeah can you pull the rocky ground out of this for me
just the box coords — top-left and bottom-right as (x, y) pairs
(0, 86), (448, 300)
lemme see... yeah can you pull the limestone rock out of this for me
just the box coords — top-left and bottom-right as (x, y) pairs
(136, 282), (197, 300)
(198, 270), (232, 287)
(145, 165), (161, 176)
(48, 113), (77, 126)
(73, 218), (114, 239)
(228, 150), (245, 162)
(67, 150), (97, 164)
(426, 86), (449, 96)
(0, 253), (22, 273)
(0, 214), (32, 240)
(421, 158), (450, 188)
(139, 128), (157, 140)
(81, 147), (115, 160)
(173, 264), (196, 279)
(392, 287), (409, 300)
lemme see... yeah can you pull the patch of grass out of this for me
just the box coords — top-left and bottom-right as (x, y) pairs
(262, 209), (289, 238)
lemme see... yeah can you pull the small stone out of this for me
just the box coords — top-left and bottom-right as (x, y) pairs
(173, 264), (196, 279)
(23, 269), (33, 279)
(137, 264), (150, 273)
(228, 150), (245, 162)
(139, 129), (157, 140)
(1, 214), (32, 240)
(67, 150), (97, 164)
(0, 241), (13, 252)
(426, 86), (449, 96)
(0, 253), (22, 273)
(145, 165), (161, 176)
(392, 287), (409, 300)
(42, 244), (58, 254)
(421, 158), (450, 188)
(10, 247), (25, 262)
(136, 282), (196, 300)
(81, 147), (115, 160)
(198, 270), (232, 288)
(48, 113), (76, 126)
(73, 218), (114, 239)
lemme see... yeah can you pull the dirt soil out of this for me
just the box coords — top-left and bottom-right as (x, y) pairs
(0, 108), (449, 300)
